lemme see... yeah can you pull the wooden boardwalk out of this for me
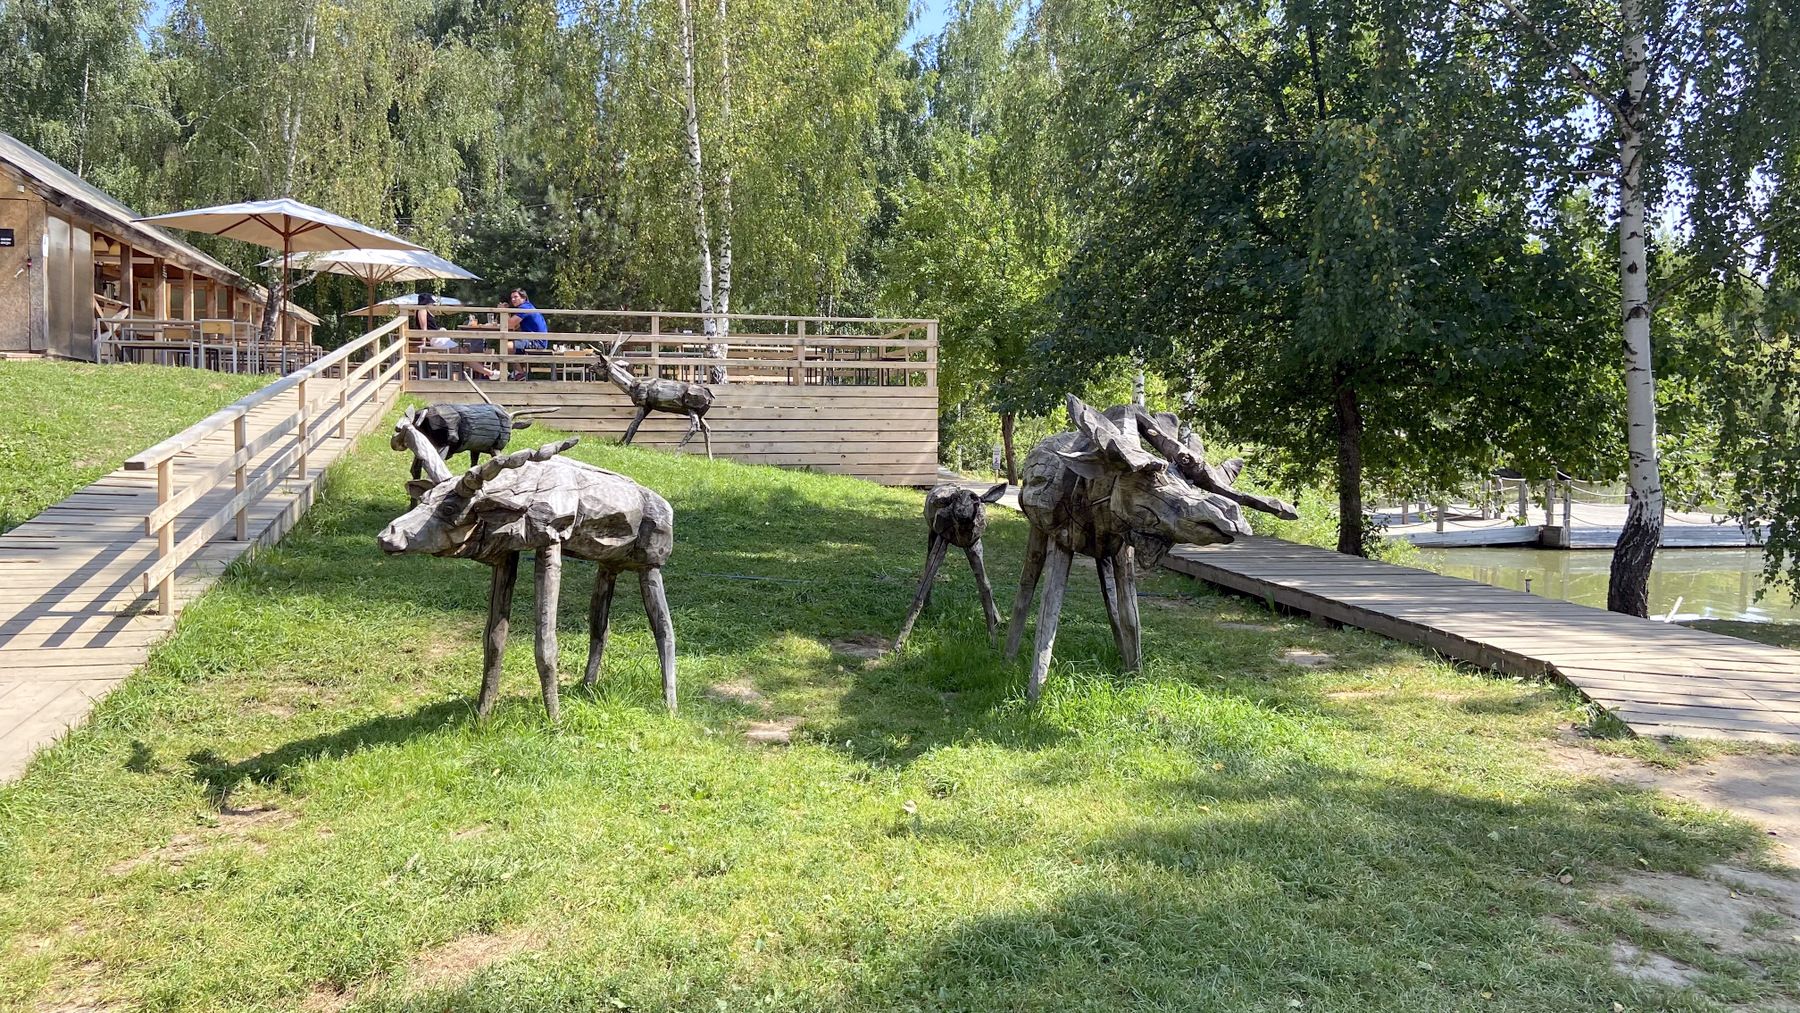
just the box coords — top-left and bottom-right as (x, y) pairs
(1164, 537), (1800, 743)
(0, 365), (400, 780)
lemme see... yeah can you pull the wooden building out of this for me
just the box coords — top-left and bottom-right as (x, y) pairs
(0, 131), (316, 364)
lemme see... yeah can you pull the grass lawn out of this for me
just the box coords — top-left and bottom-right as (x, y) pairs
(0, 420), (1791, 1012)
(0, 361), (264, 533)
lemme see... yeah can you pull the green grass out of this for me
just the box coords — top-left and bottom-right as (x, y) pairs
(0, 422), (1789, 1011)
(0, 361), (264, 532)
(1684, 619), (1800, 651)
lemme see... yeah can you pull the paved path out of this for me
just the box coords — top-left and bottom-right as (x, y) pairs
(0, 382), (396, 780)
(1165, 537), (1800, 743)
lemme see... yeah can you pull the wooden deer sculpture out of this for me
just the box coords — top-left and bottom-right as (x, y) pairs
(1006, 394), (1297, 701)
(595, 340), (715, 458)
(380, 407), (678, 719)
(893, 482), (1008, 652)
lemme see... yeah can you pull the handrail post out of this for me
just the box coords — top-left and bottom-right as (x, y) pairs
(155, 459), (174, 615)
(296, 377), (311, 482)
(334, 356), (348, 439)
(233, 414), (248, 540)
(399, 320), (410, 388)
(794, 320), (806, 386)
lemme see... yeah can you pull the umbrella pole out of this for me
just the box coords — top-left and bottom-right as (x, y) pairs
(279, 232), (291, 375)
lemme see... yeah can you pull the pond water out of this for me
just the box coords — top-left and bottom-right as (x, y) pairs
(1411, 546), (1800, 623)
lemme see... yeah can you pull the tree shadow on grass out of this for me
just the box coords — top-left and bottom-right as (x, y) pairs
(184, 698), (473, 801)
(357, 760), (1770, 1013)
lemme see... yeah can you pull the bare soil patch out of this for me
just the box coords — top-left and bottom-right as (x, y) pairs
(1546, 730), (1800, 865)
(107, 805), (294, 874)
(1608, 939), (1702, 987)
(1280, 648), (1335, 668)
(405, 929), (537, 992)
(1219, 621), (1278, 631)
(704, 681), (767, 707)
(827, 634), (888, 662)
(743, 716), (802, 746)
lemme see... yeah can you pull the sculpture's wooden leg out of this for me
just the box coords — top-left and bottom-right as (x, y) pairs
(675, 411), (702, 452)
(534, 544), (562, 722)
(477, 551), (520, 720)
(1096, 553), (1128, 661)
(894, 535), (949, 653)
(1006, 526), (1050, 660)
(965, 540), (1001, 648)
(640, 568), (678, 712)
(700, 417), (713, 460)
(583, 568), (616, 689)
(620, 405), (651, 446)
(410, 456), (422, 481)
(1114, 545), (1142, 672)
(1027, 544), (1073, 703)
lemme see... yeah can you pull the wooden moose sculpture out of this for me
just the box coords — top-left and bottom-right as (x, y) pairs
(594, 340), (715, 458)
(893, 482), (1008, 652)
(391, 378), (558, 486)
(1005, 394), (1298, 701)
(380, 407), (678, 719)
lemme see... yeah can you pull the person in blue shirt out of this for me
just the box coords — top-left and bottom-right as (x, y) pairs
(506, 288), (549, 352)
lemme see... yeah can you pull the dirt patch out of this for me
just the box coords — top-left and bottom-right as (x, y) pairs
(450, 824), (489, 841)
(827, 635), (887, 662)
(1609, 939), (1702, 987)
(34, 959), (114, 1013)
(1546, 730), (1800, 865)
(107, 805), (294, 874)
(704, 681), (767, 707)
(405, 929), (537, 992)
(1219, 621), (1278, 631)
(1281, 648), (1335, 668)
(743, 716), (802, 746)
(1602, 865), (1800, 957)
(1323, 686), (1392, 700)
(299, 983), (356, 1013)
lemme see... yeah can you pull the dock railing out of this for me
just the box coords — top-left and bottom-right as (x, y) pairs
(385, 308), (937, 388)
(123, 316), (409, 614)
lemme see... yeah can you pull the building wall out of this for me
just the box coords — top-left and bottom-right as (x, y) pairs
(0, 169), (46, 353)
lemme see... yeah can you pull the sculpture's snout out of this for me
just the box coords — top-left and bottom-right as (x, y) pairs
(377, 523), (408, 554)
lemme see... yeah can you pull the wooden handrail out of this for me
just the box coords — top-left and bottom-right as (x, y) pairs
(125, 315), (405, 471)
(131, 316), (409, 613)
(361, 305), (937, 327)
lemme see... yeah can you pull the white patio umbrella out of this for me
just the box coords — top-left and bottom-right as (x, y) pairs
(139, 199), (424, 350)
(263, 248), (478, 326)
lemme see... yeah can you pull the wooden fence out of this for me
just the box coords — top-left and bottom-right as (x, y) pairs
(123, 317), (409, 613)
(98, 317), (324, 374)
(405, 309), (940, 486)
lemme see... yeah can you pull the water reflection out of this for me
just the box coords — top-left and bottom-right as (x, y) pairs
(1411, 547), (1799, 622)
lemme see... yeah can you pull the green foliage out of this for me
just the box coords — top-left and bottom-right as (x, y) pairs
(0, 422), (1779, 1010)
(0, 362), (263, 532)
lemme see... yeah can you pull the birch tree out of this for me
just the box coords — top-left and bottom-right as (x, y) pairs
(1481, 0), (1800, 615)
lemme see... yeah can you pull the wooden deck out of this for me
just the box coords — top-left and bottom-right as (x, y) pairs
(0, 374), (399, 780)
(1164, 537), (1800, 743)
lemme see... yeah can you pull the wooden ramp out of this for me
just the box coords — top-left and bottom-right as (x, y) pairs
(1163, 537), (1800, 743)
(0, 323), (406, 780)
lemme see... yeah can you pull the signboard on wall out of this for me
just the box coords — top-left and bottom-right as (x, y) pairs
(0, 228), (13, 247)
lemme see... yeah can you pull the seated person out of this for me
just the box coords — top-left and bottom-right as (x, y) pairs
(506, 288), (550, 353)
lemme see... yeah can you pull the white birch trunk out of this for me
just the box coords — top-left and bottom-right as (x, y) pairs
(676, 0), (717, 372)
(710, 0), (735, 384)
(1607, 0), (1662, 617)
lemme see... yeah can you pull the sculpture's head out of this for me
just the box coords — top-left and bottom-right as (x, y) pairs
(377, 435), (579, 557)
(1057, 394), (1252, 547)
(926, 482), (1007, 546)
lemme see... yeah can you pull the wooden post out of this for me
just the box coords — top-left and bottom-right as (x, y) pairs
(399, 320), (410, 390)
(1435, 501), (1446, 533)
(925, 320), (939, 389)
(1543, 482), (1554, 526)
(794, 319), (806, 385)
(119, 243), (135, 318)
(1516, 479), (1528, 519)
(155, 459), (173, 615)
(296, 377), (310, 481)
(233, 414), (248, 540)
(152, 257), (168, 320)
(1562, 479), (1573, 529)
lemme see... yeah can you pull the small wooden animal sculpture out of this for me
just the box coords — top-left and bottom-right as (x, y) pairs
(893, 482), (1008, 652)
(390, 378), (558, 484)
(595, 340), (715, 458)
(380, 407), (678, 719)
(1005, 394), (1298, 702)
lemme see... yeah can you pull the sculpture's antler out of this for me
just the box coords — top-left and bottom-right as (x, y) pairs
(455, 437), (581, 496)
(1065, 394), (1163, 473)
(393, 406), (455, 484)
(1131, 407), (1298, 520)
